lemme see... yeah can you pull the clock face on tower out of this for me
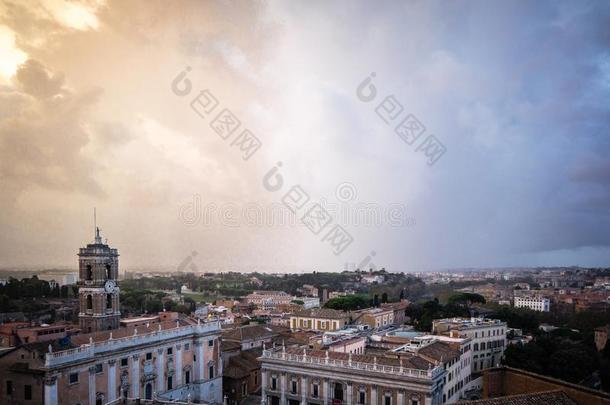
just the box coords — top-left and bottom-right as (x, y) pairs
(104, 280), (116, 293)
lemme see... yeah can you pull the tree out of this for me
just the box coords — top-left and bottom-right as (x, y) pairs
(381, 292), (388, 304)
(373, 294), (380, 307)
(399, 289), (405, 300)
(447, 293), (486, 306)
(324, 295), (369, 311)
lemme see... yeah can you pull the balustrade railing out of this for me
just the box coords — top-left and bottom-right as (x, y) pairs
(261, 350), (444, 380)
(45, 321), (220, 367)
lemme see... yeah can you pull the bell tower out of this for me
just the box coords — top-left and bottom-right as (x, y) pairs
(78, 220), (120, 333)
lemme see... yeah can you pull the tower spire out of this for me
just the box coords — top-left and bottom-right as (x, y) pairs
(94, 208), (102, 244)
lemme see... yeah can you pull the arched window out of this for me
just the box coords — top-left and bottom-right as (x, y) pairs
(145, 383), (153, 400)
(106, 294), (112, 309)
(106, 264), (112, 280)
(87, 295), (93, 310)
(86, 265), (93, 280)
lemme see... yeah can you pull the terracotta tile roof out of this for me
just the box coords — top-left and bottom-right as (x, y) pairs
(221, 339), (242, 352)
(292, 308), (348, 320)
(282, 347), (434, 371)
(457, 390), (577, 405)
(417, 341), (460, 363)
(222, 324), (286, 342)
(224, 349), (261, 379)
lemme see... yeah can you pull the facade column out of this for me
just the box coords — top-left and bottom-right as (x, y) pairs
(44, 375), (58, 405)
(280, 372), (286, 405)
(175, 344), (183, 386)
(131, 354), (140, 398)
(346, 382), (352, 405)
(108, 359), (117, 402)
(156, 348), (165, 393)
(88, 367), (96, 405)
(371, 385), (377, 405)
(323, 379), (329, 405)
(196, 341), (205, 381)
(301, 375), (308, 405)
(398, 390), (404, 405)
(261, 369), (267, 405)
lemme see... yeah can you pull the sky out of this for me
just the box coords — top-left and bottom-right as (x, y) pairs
(0, 0), (609, 272)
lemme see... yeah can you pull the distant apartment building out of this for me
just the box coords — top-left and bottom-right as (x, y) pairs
(299, 284), (319, 297)
(328, 290), (356, 300)
(312, 331), (367, 355)
(243, 291), (293, 310)
(353, 307), (394, 329)
(289, 308), (349, 332)
(381, 300), (409, 325)
(595, 325), (610, 351)
(432, 317), (506, 373)
(259, 346), (445, 405)
(514, 296), (550, 312)
(298, 297), (321, 309)
(361, 274), (385, 284)
(325, 336), (366, 355)
(37, 272), (78, 286)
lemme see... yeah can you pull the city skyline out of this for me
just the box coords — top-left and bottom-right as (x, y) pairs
(1, 1), (610, 271)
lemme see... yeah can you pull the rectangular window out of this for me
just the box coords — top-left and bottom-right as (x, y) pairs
(271, 377), (277, 390)
(184, 343), (190, 351)
(385, 396), (391, 405)
(359, 392), (365, 404)
(254, 372), (258, 385)
(193, 354), (197, 362)
(167, 376), (173, 390)
(185, 370), (190, 385)
(208, 339), (214, 347)
(146, 352), (152, 360)
(95, 363), (103, 374)
(209, 365), (214, 379)
(24, 385), (32, 400)
(167, 347), (173, 355)
(313, 384), (318, 398)
(69, 372), (79, 384)
(120, 358), (128, 367)
(291, 380), (297, 394)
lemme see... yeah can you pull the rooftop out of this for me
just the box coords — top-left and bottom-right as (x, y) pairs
(249, 291), (291, 296)
(260, 347), (444, 380)
(457, 390), (577, 405)
(222, 324), (286, 342)
(292, 308), (348, 320)
(434, 317), (506, 328)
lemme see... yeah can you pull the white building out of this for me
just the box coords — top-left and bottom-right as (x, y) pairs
(260, 346), (446, 405)
(432, 317), (507, 373)
(299, 296), (320, 309)
(514, 296), (550, 312)
(243, 291), (293, 310)
(361, 274), (384, 284)
(393, 335), (473, 404)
